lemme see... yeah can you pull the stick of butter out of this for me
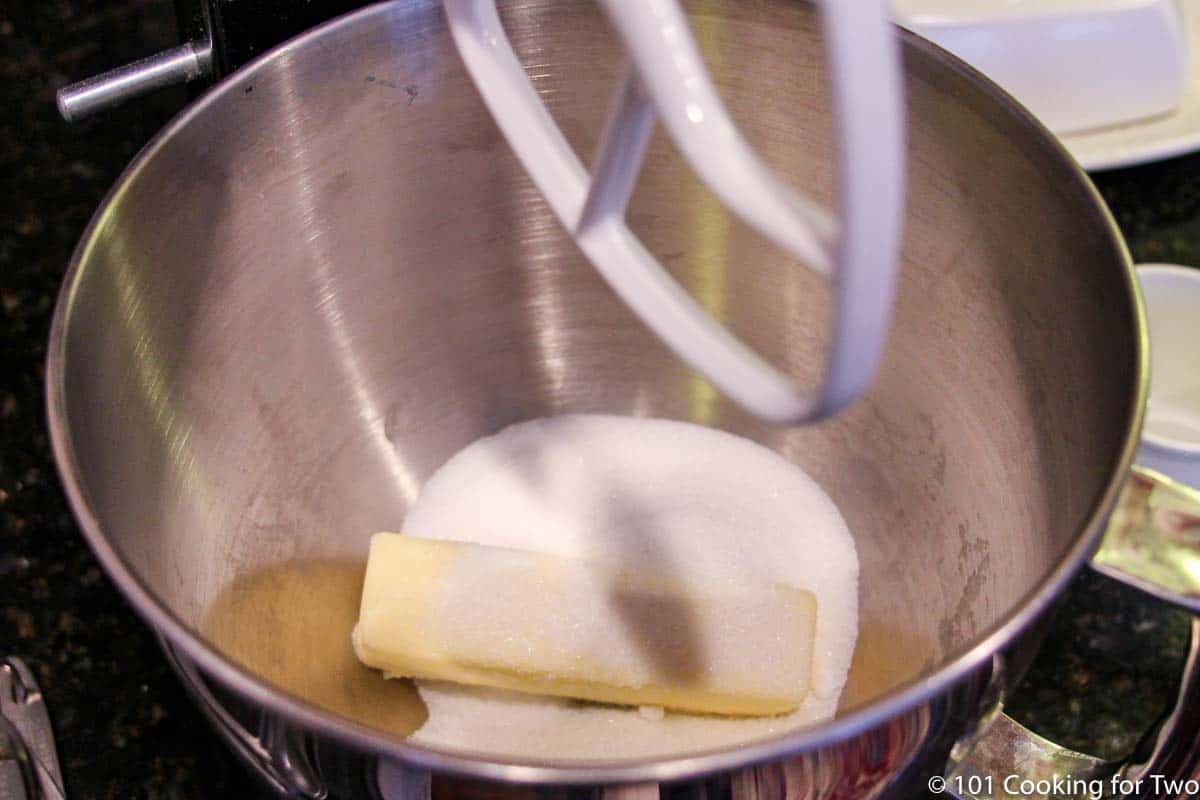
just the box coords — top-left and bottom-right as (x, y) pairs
(352, 533), (816, 716)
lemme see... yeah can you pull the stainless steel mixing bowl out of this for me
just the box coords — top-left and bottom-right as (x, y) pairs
(47, 0), (1170, 796)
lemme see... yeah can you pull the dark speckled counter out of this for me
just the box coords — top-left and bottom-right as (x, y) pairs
(0, 2), (1197, 797)
(2, 1), (264, 796)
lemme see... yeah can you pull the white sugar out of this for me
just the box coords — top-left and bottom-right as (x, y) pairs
(401, 415), (859, 760)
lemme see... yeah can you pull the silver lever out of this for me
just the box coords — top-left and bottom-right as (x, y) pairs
(0, 659), (66, 800)
(56, 42), (213, 123)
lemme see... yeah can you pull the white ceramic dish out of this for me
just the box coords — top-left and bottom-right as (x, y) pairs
(1064, 1), (1200, 170)
(1136, 264), (1200, 489)
(893, 0), (1188, 137)
(896, 0), (1200, 171)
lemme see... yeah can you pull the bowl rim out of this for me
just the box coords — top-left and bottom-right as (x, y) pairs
(44, 0), (1147, 785)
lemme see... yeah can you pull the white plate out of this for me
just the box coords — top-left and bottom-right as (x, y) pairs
(1063, 2), (1200, 171)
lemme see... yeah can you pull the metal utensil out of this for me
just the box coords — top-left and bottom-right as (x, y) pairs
(0, 659), (66, 800)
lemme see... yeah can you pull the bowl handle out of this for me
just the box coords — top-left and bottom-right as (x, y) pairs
(441, 0), (904, 424)
(945, 468), (1200, 799)
(159, 640), (327, 798)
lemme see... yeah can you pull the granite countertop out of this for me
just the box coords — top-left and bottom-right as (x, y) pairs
(0, 2), (1196, 798)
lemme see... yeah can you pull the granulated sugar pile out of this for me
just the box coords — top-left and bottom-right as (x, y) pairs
(400, 415), (859, 760)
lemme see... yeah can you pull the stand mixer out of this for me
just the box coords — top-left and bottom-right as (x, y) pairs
(44, 1), (1200, 799)
(60, 0), (905, 426)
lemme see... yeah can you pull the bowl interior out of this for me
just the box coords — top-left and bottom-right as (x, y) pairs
(52, 0), (1139, 770)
